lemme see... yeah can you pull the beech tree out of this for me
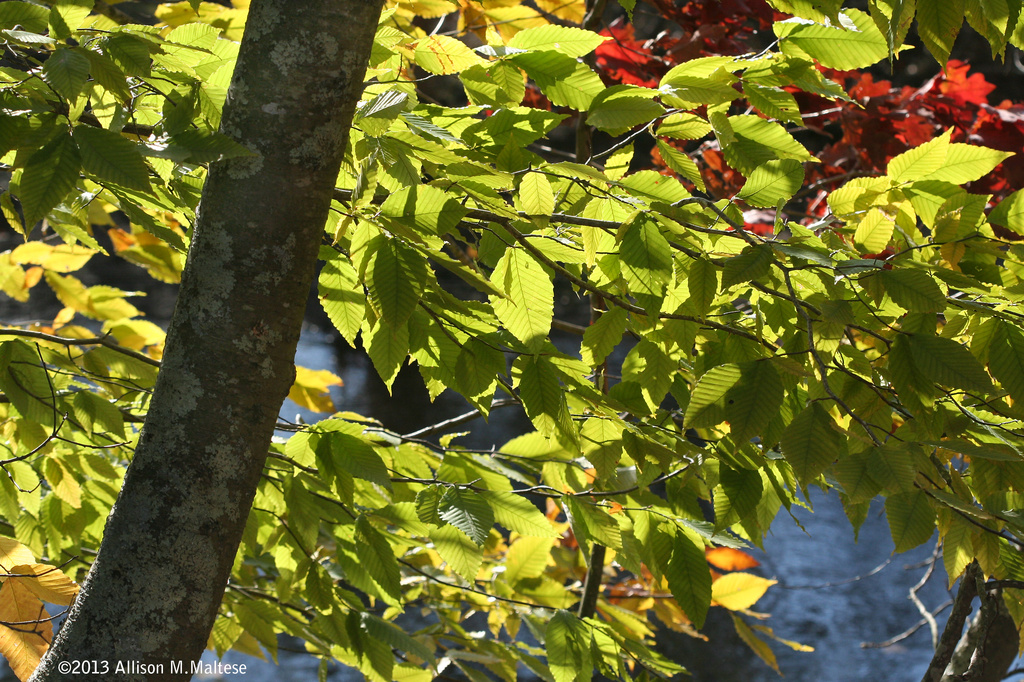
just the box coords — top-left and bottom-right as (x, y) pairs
(0, 0), (1023, 681)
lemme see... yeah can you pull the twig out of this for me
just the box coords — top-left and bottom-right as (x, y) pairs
(400, 398), (519, 439)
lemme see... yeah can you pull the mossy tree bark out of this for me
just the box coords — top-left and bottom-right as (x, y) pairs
(30, 1), (383, 679)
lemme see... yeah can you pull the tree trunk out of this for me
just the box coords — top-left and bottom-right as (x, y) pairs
(31, 1), (383, 679)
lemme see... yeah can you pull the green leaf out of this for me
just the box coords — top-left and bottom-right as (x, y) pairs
(776, 9), (890, 69)
(0, 1), (48, 32)
(567, 497), (622, 549)
(412, 35), (484, 74)
(906, 333), (994, 393)
(508, 25), (608, 57)
(853, 208), (895, 253)
(726, 361), (784, 445)
(354, 516), (402, 605)
(513, 355), (579, 450)
(480, 491), (557, 537)
(655, 139), (706, 191)
(743, 82), (802, 124)
(545, 610), (579, 682)
(942, 514), (974, 586)
(664, 527), (711, 629)
(869, 0), (916, 59)
(920, 143), (1012, 184)
(581, 306), (627, 368)
(989, 322), (1024, 403)
(360, 612), (435, 665)
(989, 188), (1024, 236)
(736, 159), (805, 208)
(619, 214), (672, 298)
(511, 51), (605, 111)
(19, 132), (82, 228)
(657, 112), (712, 140)
(684, 364), (741, 428)
(781, 402), (846, 484)
(687, 258), (719, 317)
(660, 71), (740, 109)
(505, 535), (554, 582)
(834, 451), (883, 503)
(887, 129), (952, 183)
(721, 244), (774, 288)
(519, 171), (555, 218)
(415, 484), (445, 526)
(878, 268), (946, 312)
(430, 523), (483, 581)
(587, 86), (665, 136)
(460, 61), (525, 107)
(41, 47), (90, 100)
(364, 319), (409, 391)
(72, 125), (151, 192)
(885, 490), (936, 552)
(380, 184), (468, 236)
(364, 236), (428, 327)
(438, 487), (494, 546)
(917, 0), (966, 65)
(721, 115), (814, 175)
(323, 431), (392, 488)
(491, 247), (553, 351)
(318, 254), (365, 346)
(49, 0), (92, 40)
(715, 466), (764, 527)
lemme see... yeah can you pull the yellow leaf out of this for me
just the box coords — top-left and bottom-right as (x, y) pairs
(11, 242), (95, 273)
(731, 614), (779, 674)
(0, 579), (51, 682)
(288, 366), (343, 413)
(482, 6), (546, 41)
(42, 273), (141, 321)
(0, 539), (36, 572)
(711, 572), (776, 611)
(504, 535), (553, 582)
(44, 458), (81, 509)
(0, 254), (35, 303)
(7, 565), (78, 607)
(751, 623), (815, 652)
(535, 0), (584, 22)
(52, 307), (75, 329)
(409, 35), (485, 75)
(397, 0), (457, 19)
(941, 241), (966, 270)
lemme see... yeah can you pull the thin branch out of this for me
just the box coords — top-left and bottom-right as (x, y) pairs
(0, 329), (161, 367)
(400, 399), (519, 440)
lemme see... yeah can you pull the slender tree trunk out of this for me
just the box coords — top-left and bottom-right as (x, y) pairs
(31, 1), (383, 679)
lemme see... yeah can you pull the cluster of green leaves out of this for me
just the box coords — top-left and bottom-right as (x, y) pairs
(2, 0), (1024, 680)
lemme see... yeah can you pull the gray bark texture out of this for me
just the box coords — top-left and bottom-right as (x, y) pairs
(30, 1), (383, 679)
(943, 590), (1019, 682)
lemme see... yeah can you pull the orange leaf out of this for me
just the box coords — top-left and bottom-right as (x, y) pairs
(8, 565), (79, 607)
(705, 546), (760, 571)
(0, 579), (52, 681)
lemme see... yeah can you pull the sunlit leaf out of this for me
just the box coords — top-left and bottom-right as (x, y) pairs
(711, 572), (776, 610)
